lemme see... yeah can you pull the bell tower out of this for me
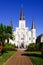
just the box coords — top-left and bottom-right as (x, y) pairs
(31, 19), (36, 43)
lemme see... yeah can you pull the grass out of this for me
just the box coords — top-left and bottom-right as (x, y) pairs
(28, 51), (43, 65)
(0, 51), (15, 65)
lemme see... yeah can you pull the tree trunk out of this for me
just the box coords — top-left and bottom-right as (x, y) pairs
(7, 38), (9, 43)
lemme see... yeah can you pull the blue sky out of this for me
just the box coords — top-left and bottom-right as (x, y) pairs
(0, 0), (43, 36)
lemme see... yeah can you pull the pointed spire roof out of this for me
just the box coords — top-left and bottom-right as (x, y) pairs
(31, 19), (35, 29)
(20, 8), (25, 20)
(10, 18), (12, 27)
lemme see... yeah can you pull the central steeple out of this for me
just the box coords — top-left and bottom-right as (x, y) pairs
(20, 8), (25, 20)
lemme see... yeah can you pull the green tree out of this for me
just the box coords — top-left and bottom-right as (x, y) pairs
(0, 24), (6, 46)
(0, 24), (13, 47)
(6, 26), (13, 43)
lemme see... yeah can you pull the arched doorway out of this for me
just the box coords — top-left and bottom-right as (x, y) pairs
(21, 42), (24, 48)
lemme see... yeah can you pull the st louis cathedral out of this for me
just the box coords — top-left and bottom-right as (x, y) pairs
(9, 9), (36, 48)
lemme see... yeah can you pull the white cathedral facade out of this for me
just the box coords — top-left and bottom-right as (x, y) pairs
(14, 9), (36, 48)
(9, 9), (36, 48)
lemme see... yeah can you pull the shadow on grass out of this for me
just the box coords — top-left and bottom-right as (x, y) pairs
(21, 52), (43, 59)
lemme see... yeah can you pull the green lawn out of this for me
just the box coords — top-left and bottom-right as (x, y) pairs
(0, 51), (15, 65)
(28, 51), (43, 65)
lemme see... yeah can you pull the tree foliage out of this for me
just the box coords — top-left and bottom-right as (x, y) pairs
(0, 24), (13, 46)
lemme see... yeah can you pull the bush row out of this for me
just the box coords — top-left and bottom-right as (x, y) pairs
(3, 43), (16, 51)
(26, 43), (40, 51)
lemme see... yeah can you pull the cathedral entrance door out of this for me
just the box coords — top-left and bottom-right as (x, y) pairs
(21, 43), (24, 48)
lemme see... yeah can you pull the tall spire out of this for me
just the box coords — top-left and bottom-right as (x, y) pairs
(31, 19), (35, 29)
(10, 18), (12, 27)
(20, 7), (25, 20)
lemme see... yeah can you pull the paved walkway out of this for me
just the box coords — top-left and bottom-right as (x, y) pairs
(4, 50), (33, 65)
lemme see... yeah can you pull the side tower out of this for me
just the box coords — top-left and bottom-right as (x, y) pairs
(10, 19), (13, 27)
(31, 20), (36, 43)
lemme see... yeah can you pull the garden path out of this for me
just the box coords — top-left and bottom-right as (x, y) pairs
(4, 50), (33, 65)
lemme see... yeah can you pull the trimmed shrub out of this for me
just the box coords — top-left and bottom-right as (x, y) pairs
(4, 43), (16, 51)
(26, 43), (40, 51)
(40, 43), (43, 56)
